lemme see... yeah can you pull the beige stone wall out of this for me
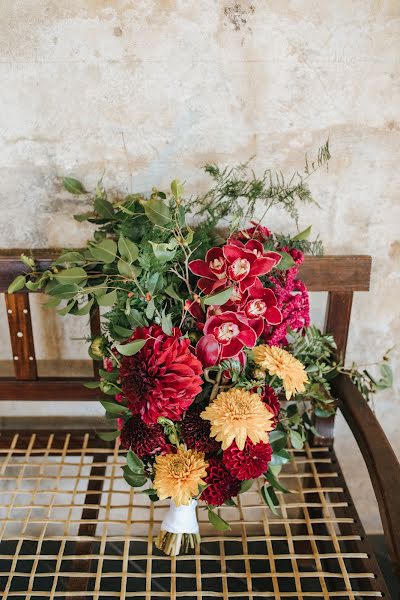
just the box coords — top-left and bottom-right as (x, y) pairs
(0, 1), (399, 533)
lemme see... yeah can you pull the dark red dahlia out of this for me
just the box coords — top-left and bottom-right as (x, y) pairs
(181, 404), (221, 454)
(201, 458), (241, 506)
(119, 415), (168, 457)
(119, 325), (203, 425)
(223, 440), (272, 480)
(261, 386), (281, 427)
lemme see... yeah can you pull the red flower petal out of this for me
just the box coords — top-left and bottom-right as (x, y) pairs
(189, 259), (214, 279)
(236, 327), (257, 347)
(196, 334), (220, 367)
(250, 256), (278, 276)
(264, 306), (282, 325)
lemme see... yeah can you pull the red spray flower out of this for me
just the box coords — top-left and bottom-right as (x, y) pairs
(231, 221), (272, 243)
(201, 458), (241, 506)
(119, 325), (203, 425)
(119, 415), (168, 457)
(197, 311), (257, 366)
(189, 247), (228, 295)
(223, 439), (273, 480)
(261, 386), (281, 427)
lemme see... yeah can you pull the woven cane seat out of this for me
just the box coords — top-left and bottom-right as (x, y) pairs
(0, 429), (389, 599)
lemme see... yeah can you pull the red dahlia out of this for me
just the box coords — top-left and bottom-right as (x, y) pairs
(223, 439), (272, 480)
(261, 386), (281, 427)
(119, 415), (168, 457)
(120, 325), (203, 425)
(201, 458), (241, 506)
(181, 404), (221, 454)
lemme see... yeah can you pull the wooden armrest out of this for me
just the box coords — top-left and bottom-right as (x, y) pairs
(332, 374), (400, 579)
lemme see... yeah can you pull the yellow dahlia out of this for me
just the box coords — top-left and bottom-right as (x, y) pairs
(253, 345), (308, 399)
(153, 447), (208, 506)
(200, 388), (274, 451)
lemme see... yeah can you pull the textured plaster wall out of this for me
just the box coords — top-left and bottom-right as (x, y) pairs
(0, 1), (399, 533)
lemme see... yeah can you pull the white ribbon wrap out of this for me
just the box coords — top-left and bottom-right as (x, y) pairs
(160, 499), (199, 534)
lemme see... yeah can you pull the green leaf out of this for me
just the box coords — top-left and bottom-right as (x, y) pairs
(261, 485), (279, 515)
(203, 287), (233, 306)
(289, 430), (304, 449)
(115, 338), (146, 356)
(274, 252), (295, 271)
(97, 430), (120, 441)
(117, 259), (142, 278)
(161, 309), (173, 336)
(54, 267), (87, 285)
(7, 275), (26, 293)
(89, 239), (118, 263)
(63, 177), (86, 195)
(379, 363), (393, 388)
(240, 479), (254, 493)
(149, 241), (176, 264)
(269, 430), (287, 453)
(57, 300), (76, 315)
(118, 235), (139, 262)
(47, 283), (80, 300)
(127, 449), (145, 474)
(26, 279), (44, 291)
(97, 289), (118, 306)
(143, 196), (171, 227)
(265, 469), (289, 493)
(52, 251), (84, 265)
(111, 323), (134, 339)
(20, 253), (36, 269)
(164, 284), (181, 300)
(171, 179), (184, 198)
(99, 399), (130, 415)
(94, 197), (115, 219)
(145, 298), (155, 320)
(75, 298), (94, 316)
(293, 225), (312, 241)
(270, 450), (291, 466)
(122, 465), (148, 488)
(147, 273), (164, 295)
(42, 296), (62, 308)
(127, 308), (147, 329)
(74, 211), (95, 222)
(208, 510), (231, 531)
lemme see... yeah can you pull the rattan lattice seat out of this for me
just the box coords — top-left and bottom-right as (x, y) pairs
(0, 430), (390, 599)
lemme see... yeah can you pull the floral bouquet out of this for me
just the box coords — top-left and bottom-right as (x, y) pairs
(9, 146), (391, 556)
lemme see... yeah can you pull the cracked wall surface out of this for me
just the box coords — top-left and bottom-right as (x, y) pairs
(0, 0), (399, 533)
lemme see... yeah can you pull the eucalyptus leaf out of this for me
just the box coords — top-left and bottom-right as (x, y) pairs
(149, 241), (176, 264)
(143, 196), (171, 227)
(100, 399), (130, 415)
(289, 429), (304, 449)
(203, 287), (233, 306)
(63, 177), (86, 195)
(57, 300), (76, 316)
(127, 449), (145, 474)
(265, 469), (289, 493)
(118, 235), (139, 262)
(97, 289), (118, 306)
(54, 267), (87, 285)
(75, 298), (94, 316)
(171, 179), (184, 198)
(161, 309), (173, 336)
(127, 308), (147, 328)
(89, 239), (117, 263)
(52, 251), (84, 265)
(7, 275), (26, 294)
(145, 298), (155, 320)
(147, 273), (163, 295)
(94, 197), (115, 219)
(208, 510), (231, 531)
(117, 259), (142, 278)
(122, 465), (148, 488)
(261, 485), (279, 515)
(115, 338), (146, 356)
(97, 430), (120, 441)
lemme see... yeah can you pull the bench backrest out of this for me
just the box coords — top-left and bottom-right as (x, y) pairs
(0, 251), (371, 439)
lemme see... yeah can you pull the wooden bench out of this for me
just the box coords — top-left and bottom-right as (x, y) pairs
(1, 251), (399, 599)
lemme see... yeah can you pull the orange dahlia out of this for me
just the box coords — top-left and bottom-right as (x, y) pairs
(153, 447), (208, 506)
(200, 388), (274, 450)
(253, 345), (308, 399)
